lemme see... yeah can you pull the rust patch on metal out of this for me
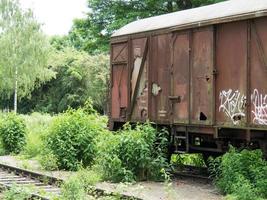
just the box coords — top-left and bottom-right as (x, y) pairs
(191, 28), (214, 125)
(250, 18), (267, 126)
(216, 21), (248, 126)
(171, 32), (190, 123)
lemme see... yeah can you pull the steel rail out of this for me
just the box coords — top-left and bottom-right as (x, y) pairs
(0, 162), (142, 200)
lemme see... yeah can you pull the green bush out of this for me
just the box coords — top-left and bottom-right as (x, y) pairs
(209, 147), (267, 200)
(38, 150), (59, 171)
(2, 184), (32, 200)
(44, 107), (107, 170)
(96, 123), (170, 182)
(61, 176), (86, 200)
(0, 113), (26, 154)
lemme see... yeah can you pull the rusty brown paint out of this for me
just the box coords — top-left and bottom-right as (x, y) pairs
(111, 42), (129, 120)
(191, 27), (214, 125)
(215, 21), (248, 127)
(250, 17), (267, 127)
(110, 16), (267, 131)
(171, 31), (190, 124)
(130, 38), (149, 121)
(150, 34), (171, 123)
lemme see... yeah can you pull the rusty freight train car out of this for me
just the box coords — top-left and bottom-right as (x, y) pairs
(109, 0), (267, 157)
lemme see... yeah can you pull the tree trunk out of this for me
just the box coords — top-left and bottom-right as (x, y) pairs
(14, 66), (18, 113)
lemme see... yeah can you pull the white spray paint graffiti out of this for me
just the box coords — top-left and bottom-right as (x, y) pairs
(251, 89), (267, 125)
(219, 89), (246, 125)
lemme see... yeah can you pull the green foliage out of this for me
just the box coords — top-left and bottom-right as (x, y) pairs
(171, 153), (206, 167)
(0, 113), (26, 154)
(2, 184), (32, 200)
(96, 123), (169, 182)
(61, 167), (102, 200)
(0, 0), (54, 103)
(209, 147), (267, 200)
(21, 112), (53, 158)
(67, 0), (226, 54)
(61, 176), (87, 200)
(44, 105), (108, 170)
(19, 48), (109, 114)
(38, 150), (59, 171)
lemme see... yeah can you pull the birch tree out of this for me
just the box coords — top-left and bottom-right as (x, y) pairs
(0, 0), (54, 113)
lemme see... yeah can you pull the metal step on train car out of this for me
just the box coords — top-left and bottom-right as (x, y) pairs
(109, 0), (267, 158)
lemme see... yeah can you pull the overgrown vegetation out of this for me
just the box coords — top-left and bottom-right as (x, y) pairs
(0, 113), (26, 154)
(96, 123), (169, 182)
(21, 112), (53, 158)
(171, 153), (206, 167)
(38, 104), (169, 183)
(2, 184), (32, 200)
(43, 106), (106, 170)
(61, 168), (102, 200)
(209, 147), (267, 200)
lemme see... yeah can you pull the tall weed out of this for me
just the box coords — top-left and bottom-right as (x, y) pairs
(44, 106), (108, 170)
(21, 112), (53, 158)
(96, 123), (170, 182)
(209, 147), (267, 200)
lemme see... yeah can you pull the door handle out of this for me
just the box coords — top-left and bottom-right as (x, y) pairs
(169, 96), (182, 103)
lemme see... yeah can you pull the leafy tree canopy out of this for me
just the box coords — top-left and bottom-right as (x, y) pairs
(19, 48), (109, 114)
(68, 0), (226, 54)
(0, 0), (55, 108)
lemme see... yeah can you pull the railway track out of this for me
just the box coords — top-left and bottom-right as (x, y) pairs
(0, 163), (142, 200)
(173, 165), (211, 182)
(0, 163), (62, 199)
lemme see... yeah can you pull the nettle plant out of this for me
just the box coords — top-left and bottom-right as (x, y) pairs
(209, 147), (267, 200)
(44, 105), (108, 171)
(96, 123), (170, 182)
(0, 113), (26, 154)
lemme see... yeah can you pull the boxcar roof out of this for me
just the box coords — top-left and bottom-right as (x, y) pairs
(112, 0), (267, 37)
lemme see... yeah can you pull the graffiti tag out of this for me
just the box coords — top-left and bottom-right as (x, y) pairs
(251, 89), (267, 125)
(219, 89), (246, 124)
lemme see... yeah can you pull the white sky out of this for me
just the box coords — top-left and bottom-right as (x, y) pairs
(19, 0), (88, 36)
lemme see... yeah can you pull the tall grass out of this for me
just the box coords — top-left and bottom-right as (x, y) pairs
(20, 112), (54, 158)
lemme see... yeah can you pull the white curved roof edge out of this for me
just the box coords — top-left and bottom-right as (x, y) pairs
(112, 0), (267, 37)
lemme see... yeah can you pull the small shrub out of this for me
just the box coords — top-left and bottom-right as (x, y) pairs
(61, 167), (102, 200)
(209, 147), (267, 200)
(3, 184), (32, 200)
(61, 176), (86, 200)
(96, 123), (170, 182)
(44, 106), (107, 170)
(0, 113), (26, 154)
(38, 151), (59, 171)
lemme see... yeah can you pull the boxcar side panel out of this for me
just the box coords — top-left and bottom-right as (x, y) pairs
(191, 27), (214, 125)
(171, 32), (190, 124)
(150, 34), (171, 123)
(250, 17), (267, 127)
(215, 21), (248, 126)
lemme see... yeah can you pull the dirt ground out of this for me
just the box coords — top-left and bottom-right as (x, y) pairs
(0, 156), (223, 200)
